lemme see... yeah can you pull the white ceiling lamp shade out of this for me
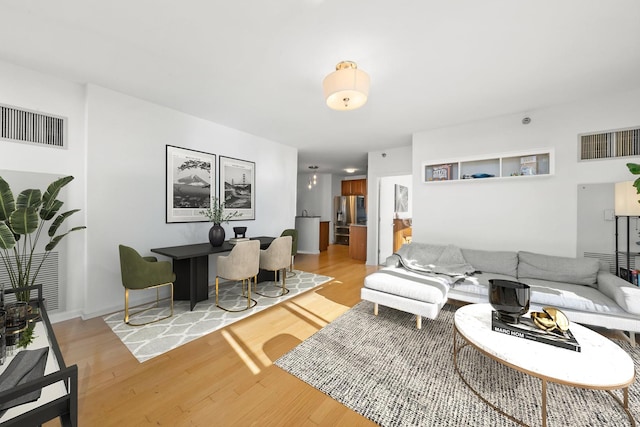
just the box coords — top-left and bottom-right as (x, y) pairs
(323, 61), (370, 111)
(614, 181), (640, 216)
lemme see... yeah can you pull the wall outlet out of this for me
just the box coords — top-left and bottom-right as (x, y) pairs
(604, 209), (615, 221)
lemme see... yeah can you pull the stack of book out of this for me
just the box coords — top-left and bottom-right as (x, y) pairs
(491, 311), (581, 352)
(619, 267), (639, 286)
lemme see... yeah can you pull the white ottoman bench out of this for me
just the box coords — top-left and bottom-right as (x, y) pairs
(361, 267), (449, 329)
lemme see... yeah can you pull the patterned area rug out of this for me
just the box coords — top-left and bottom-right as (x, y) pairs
(276, 302), (639, 427)
(104, 270), (332, 362)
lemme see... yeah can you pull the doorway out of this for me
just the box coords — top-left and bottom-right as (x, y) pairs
(378, 175), (412, 264)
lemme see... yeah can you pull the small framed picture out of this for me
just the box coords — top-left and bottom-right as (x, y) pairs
(432, 164), (452, 181)
(166, 145), (215, 223)
(219, 156), (255, 220)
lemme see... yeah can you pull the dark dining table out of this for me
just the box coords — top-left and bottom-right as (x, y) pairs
(151, 236), (275, 310)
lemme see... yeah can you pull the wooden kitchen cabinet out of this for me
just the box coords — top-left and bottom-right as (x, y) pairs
(349, 225), (367, 261)
(319, 221), (329, 251)
(341, 179), (367, 196)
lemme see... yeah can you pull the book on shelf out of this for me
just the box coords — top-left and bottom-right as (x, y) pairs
(229, 237), (250, 244)
(491, 311), (581, 352)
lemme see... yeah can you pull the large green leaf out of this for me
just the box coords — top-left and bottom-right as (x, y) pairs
(627, 163), (640, 175)
(48, 209), (80, 237)
(42, 176), (73, 212)
(41, 199), (63, 221)
(0, 177), (15, 222)
(45, 226), (86, 251)
(0, 221), (16, 249)
(16, 189), (42, 209)
(9, 207), (39, 235)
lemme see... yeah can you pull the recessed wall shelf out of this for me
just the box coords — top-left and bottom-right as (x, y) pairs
(422, 149), (554, 183)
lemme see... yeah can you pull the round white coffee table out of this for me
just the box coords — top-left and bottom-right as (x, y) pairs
(453, 303), (636, 427)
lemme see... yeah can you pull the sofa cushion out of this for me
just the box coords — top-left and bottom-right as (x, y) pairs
(450, 273), (516, 298)
(363, 267), (448, 305)
(517, 278), (628, 315)
(517, 251), (599, 287)
(597, 271), (640, 315)
(461, 249), (518, 277)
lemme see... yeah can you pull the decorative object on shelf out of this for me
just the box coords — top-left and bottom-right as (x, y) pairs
(0, 175), (86, 303)
(233, 227), (247, 238)
(488, 279), (530, 324)
(520, 155), (537, 175)
(5, 301), (28, 348)
(200, 196), (240, 247)
(166, 145), (215, 223)
(431, 164), (452, 181)
(219, 156), (255, 220)
(323, 61), (370, 111)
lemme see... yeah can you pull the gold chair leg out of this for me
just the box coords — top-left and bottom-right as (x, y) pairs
(216, 276), (258, 312)
(124, 282), (174, 326)
(215, 276), (219, 306)
(124, 289), (130, 324)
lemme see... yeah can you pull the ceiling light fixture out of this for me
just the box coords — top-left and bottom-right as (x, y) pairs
(323, 61), (370, 111)
(308, 165), (319, 189)
(344, 168), (357, 174)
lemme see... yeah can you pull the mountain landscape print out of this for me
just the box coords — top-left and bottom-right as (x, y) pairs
(166, 145), (215, 223)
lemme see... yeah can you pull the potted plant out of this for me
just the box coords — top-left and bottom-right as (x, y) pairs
(627, 163), (640, 197)
(199, 196), (239, 246)
(0, 175), (86, 304)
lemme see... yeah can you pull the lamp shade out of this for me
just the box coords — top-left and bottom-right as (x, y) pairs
(323, 61), (370, 111)
(614, 181), (640, 216)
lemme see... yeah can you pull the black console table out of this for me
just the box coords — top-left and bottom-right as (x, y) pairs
(151, 237), (274, 310)
(0, 284), (78, 426)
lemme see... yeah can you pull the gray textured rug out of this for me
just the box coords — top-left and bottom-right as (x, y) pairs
(275, 302), (639, 426)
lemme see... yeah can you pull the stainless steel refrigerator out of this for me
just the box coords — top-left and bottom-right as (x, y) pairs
(334, 195), (366, 226)
(334, 195), (366, 245)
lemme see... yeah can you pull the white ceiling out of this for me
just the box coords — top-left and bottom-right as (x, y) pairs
(1, 1), (639, 175)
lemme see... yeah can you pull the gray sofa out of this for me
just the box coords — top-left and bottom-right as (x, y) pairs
(361, 242), (640, 343)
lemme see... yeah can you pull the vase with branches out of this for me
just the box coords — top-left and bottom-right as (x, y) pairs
(0, 175), (86, 302)
(199, 196), (239, 246)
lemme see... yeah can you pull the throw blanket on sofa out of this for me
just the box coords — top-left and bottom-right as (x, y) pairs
(394, 244), (476, 285)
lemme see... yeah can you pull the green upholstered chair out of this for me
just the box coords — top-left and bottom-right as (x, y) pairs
(119, 245), (175, 326)
(280, 229), (298, 274)
(215, 240), (260, 312)
(256, 235), (292, 297)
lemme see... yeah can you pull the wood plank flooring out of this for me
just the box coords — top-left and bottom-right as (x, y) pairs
(47, 244), (380, 426)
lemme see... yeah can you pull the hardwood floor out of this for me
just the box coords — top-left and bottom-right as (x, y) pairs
(48, 244), (380, 426)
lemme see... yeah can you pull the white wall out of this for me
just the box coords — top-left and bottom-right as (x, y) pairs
(0, 60), (88, 320)
(85, 85), (298, 318)
(411, 89), (640, 256)
(296, 173), (332, 220)
(0, 59), (298, 320)
(366, 146), (413, 264)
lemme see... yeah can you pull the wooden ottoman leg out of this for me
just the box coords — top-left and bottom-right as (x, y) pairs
(374, 303), (378, 316)
(416, 315), (422, 329)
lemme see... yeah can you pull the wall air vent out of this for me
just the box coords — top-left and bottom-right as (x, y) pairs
(0, 103), (66, 148)
(579, 126), (640, 161)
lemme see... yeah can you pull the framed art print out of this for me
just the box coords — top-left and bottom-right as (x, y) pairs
(166, 145), (215, 223)
(219, 156), (255, 220)
(394, 184), (409, 213)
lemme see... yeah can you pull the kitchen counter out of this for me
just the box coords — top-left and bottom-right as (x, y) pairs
(295, 216), (321, 254)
